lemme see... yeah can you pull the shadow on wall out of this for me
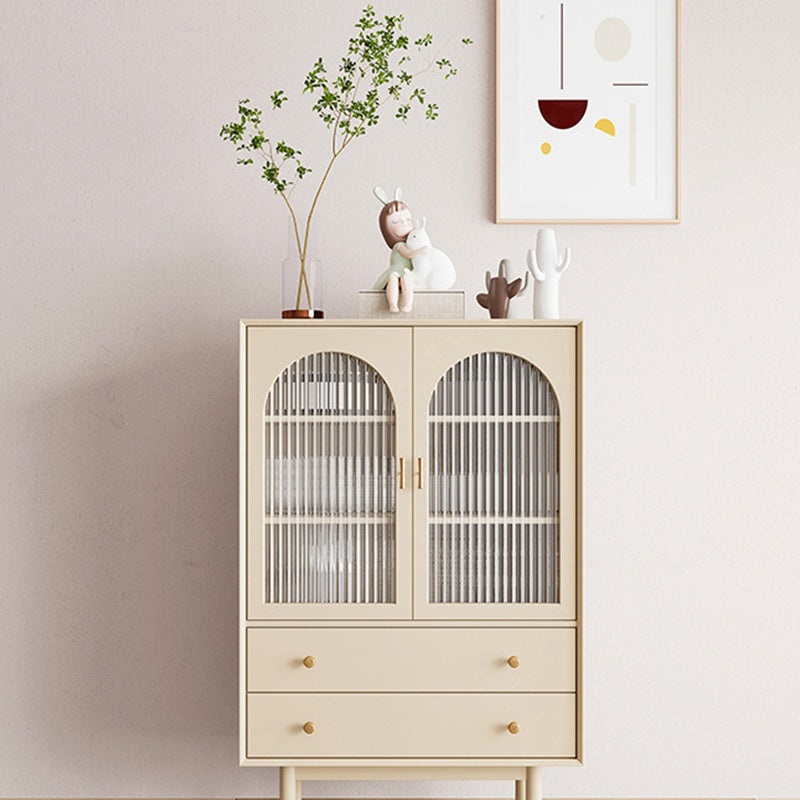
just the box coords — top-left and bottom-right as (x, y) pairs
(16, 331), (239, 769)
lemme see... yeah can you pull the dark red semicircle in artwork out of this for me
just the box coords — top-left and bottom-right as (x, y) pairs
(538, 99), (588, 129)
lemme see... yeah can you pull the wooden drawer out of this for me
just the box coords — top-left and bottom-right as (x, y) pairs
(247, 692), (575, 759)
(247, 627), (575, 693)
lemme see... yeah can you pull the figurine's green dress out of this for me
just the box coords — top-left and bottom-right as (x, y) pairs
(372, 243), (413, 290)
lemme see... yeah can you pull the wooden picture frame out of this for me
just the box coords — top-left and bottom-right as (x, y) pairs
(495, 0), (680, 224)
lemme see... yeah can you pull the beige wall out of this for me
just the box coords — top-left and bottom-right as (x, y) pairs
(2, 0), (799, 796)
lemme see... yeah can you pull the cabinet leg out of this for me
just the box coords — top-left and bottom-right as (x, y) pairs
(279, 767), (296, 800)
(515, 778), (525, 800)
(525, 767), (543, 800)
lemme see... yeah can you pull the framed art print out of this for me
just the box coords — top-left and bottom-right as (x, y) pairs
(496, 0), (680, 223)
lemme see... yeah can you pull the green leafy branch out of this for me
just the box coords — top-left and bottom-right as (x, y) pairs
(220, 4), (471, 311)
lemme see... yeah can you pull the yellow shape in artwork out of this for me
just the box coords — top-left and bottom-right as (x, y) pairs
(541, 142), (552, 154)
(594, 118), (616, 136)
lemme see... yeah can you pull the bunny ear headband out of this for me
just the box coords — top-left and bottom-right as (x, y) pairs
(373, 186), (403, 205)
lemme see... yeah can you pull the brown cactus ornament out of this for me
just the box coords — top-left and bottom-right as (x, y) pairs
(476, 259), (529, 318)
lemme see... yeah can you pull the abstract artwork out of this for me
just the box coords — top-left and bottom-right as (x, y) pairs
(496, 0), (679, 223)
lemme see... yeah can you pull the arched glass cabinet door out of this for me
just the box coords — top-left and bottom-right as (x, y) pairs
(264, 352), (398, 603)
(428, 352), (560, 603)
(412, 327), (578, 620)
(245, 326), (413, 620)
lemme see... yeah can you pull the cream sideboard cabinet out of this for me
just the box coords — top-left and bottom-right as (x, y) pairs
(240, 319), (582, 800)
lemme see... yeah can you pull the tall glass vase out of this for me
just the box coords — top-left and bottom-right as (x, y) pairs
(282, 218), (323, 319)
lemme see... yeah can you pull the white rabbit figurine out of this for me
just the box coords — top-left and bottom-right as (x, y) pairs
(526, 228), (571, 319)
(405, 218), (456, 291)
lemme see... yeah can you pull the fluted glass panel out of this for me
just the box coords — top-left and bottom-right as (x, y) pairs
(264, 352), (396, 603)
(428, 352), (559, 603)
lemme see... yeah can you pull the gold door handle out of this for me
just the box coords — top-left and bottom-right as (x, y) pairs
(302, 655), (316, 669)
(302, 721), (316, 735)
(507, 655), (520, 669)
(417, 457), (424, 490)
(507, 721), (520, 735)
(398, 457), (406, 490)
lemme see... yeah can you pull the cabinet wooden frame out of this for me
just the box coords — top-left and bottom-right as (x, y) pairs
(240, 319), (583, 777)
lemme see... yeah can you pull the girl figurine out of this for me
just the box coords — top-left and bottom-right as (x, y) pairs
(371, 187), (430, 313)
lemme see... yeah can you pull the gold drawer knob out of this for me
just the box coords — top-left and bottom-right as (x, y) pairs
(507, 721), (520, 735)
(302, 721), (316, 735)
(507, 655), (520, 669)
(302, 655), (316, 669)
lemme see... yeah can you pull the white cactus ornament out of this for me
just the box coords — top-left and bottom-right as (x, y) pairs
(526, 228), (571, 319)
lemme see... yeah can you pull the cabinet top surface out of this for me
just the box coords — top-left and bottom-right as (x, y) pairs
(240, 318), (583, 328)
